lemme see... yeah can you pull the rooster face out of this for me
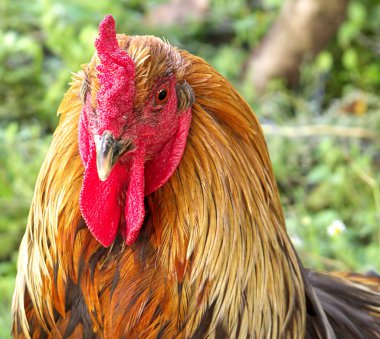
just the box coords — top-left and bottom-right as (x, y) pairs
(78, 15), (194, 247)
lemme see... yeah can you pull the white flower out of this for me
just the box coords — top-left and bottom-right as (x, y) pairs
(327, 219), (346, 237)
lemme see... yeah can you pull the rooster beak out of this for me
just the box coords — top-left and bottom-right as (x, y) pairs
(95, 131), (135, 181)
(95, 131), (118, 181)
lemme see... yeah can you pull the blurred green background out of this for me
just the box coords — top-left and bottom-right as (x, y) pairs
(0, 0), (379, 337)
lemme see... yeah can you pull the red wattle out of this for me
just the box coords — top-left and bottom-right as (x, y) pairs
(124, 146), (146, 245)
(79, 142), (149, 247)
(79, 144), (128, 247)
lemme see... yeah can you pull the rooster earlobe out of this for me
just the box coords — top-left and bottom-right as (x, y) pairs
(144, 108), (192, 196)
(176, 81), (195, 113)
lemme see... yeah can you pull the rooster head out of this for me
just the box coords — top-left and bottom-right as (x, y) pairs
(78, 15), (194, 247)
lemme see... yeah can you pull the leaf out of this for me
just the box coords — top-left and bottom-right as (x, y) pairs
(342, 48), (358, 71)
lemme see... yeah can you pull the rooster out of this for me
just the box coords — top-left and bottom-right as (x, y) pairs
(12, 15), (380, 338)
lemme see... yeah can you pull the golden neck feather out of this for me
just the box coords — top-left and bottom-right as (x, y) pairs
(13, 49), (307, 338)
(148, 53), (307, 337)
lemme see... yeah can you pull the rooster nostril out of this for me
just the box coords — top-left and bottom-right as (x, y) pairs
(101, 133), (116, 154)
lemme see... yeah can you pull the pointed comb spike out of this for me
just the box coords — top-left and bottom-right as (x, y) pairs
(93, 15), (136, 138)
(95, 15), (131, 68)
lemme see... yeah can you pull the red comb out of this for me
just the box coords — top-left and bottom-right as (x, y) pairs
(94, 15), (135, 138)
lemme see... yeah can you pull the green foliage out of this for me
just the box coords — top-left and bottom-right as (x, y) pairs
(0, 123), (50, 258)
(320, 1), (380, 100)
(0, 270), (15, 339)
(261, 91), (380, 272)
(0, 0), (379, 335)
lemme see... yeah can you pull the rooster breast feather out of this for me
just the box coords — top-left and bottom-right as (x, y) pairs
(12, 16), (380, 339)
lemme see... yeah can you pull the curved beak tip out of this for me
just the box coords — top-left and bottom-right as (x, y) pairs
(97, 168), (111, 182)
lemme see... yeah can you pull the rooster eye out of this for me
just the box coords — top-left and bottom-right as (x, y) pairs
(155, 85), (169, 105)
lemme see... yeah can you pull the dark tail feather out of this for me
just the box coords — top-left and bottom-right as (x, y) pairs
(306, 269), (380, 339)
